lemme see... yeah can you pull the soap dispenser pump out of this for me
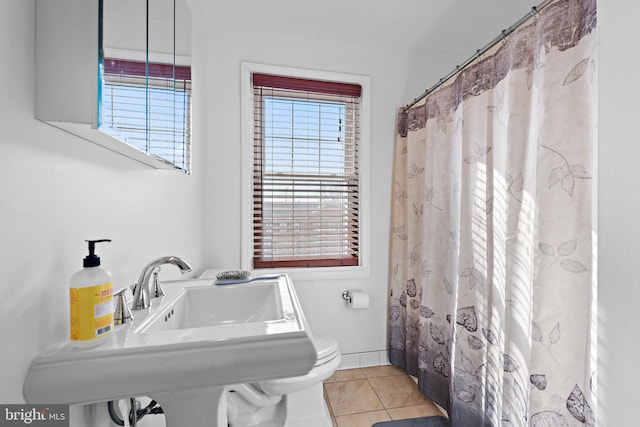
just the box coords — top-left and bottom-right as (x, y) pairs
(70, 239), (114, 347)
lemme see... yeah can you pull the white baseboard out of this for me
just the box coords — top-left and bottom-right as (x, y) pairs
(337, 350), (390, 370)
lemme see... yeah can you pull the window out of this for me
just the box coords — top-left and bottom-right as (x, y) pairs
(100, 58), (192, 172)
(250, 72), (362, 269)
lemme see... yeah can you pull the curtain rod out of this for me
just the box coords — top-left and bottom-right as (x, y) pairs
(403, 0), (555, 111)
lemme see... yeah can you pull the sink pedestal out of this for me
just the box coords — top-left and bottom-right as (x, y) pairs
(154, 386), (227, 427)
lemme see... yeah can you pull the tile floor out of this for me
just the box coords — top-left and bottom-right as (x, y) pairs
(323, 365), (445, 427)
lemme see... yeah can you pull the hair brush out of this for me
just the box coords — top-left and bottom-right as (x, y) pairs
(215, 270), (281, 285)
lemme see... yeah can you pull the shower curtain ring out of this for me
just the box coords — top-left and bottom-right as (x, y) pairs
(531, 6), (539, 24)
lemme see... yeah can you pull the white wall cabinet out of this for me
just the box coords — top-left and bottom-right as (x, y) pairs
(34, 0), (177, 169)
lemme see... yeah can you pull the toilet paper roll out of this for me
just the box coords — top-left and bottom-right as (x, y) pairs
(348, 290), (370, 310)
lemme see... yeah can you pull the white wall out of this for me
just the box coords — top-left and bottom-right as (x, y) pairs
(597, 1), (640, 424)
(196, 2), (459, 362)
(0, 0), (207, 408)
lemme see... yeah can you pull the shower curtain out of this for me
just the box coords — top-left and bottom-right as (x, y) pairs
(388, 0), (597, 425)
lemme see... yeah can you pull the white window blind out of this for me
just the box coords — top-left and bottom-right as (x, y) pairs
(100, 58), (192, 172)
(252, 73), (361, 268)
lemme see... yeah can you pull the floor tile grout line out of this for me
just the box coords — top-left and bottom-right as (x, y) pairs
(367, 376), (391, 411)
(333, 409), (389, 417)
(325, 370), (439, 424)
(325, 376), (386, 419)
(385, 408), (394, 421)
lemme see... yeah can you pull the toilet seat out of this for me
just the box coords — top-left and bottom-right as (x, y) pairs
(313, 334), (340, 366)
(258, 334), (340, 396)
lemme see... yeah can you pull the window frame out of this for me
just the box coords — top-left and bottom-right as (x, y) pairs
(241, 62), (370, 281)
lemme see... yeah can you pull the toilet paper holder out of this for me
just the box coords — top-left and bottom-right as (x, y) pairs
(342, 290), (352, 303)
(342, 290), (370, 310)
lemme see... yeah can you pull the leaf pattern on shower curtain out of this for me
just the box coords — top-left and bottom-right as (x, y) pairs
(542, 144), (592, 197)
(464, 143), (493, 164)
(531, 411), (569, 427)
(390, 305), (400, 322)
(443, 277), (453, 294)
(531, 321), (563, 363)
(412, 203), (424, 223)
(408, 243), (424, 269)
(455, 306), (478, 332)
(408, 162), (424, 179)
(433, 352), (450, 378)
(406, 279), (417, 298)
(539, 239), (589, 273)
(566, 384), (595, 426)
(388, 0), (596, 424)
(485, 196), (494, 215)
(420, 305), (435, 319)
(393, 224), (408, 241)
(530, 374), (548, 390)
(468, 335), (483, 350)
(501, 353), (520, 373)
(506, 172), (524, 202)
(563, 57), (596, 86)
(437, 115), (453, 133)
(429, 322), (446, 345)
(460, 265), (486, 289)
(487, 91), (507, 127)
(394, 183), (408, 205)
(424, 185), (442, 210)
(482, 328), (500, 346)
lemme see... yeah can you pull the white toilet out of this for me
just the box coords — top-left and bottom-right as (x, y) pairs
(226, 334), (341, 427)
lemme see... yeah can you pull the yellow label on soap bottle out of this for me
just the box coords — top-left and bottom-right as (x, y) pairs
(70, 283), (114, 342)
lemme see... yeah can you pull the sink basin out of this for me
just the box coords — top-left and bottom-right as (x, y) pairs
(137, 281), (284, 333)
(23, 273), (317, 427)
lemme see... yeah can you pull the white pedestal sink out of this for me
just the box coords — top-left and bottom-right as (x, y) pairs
(23, 275), (316, 427)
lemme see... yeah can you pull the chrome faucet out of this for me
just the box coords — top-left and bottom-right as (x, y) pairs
(131, 256), (192, 310)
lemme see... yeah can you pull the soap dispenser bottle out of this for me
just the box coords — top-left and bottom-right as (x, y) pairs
(70, 239), (114, 347)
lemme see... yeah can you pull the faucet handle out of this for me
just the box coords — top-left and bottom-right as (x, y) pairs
(114, 288), (134, 325)
(150, 267), (165, 298)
